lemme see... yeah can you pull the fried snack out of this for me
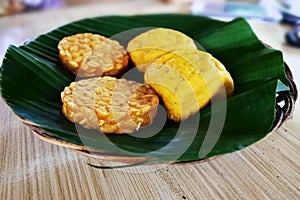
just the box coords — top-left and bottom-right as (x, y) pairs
(127, 28), (197, 72)
(58, 33), (128, 77)
(61, 76), (159, 134)
(144, 49), (234, 122)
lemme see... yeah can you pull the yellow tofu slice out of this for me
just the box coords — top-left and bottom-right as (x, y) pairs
(144, 49), (234, 122)
(127, 28), (197, 72)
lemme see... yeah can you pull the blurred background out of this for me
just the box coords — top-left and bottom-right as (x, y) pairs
(1, 0), (299, 24)
(1, 0), (300, 62)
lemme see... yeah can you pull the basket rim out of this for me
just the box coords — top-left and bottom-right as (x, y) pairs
(271, 62), (298, 131)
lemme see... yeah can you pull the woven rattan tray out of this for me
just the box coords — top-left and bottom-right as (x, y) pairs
(22, 62), (297, 166)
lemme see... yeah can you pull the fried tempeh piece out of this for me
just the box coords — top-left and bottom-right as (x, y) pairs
(61, 76), (159, 134)
(144, 49), (234, 122)
(58, 33), (128, 77)
(127, 28), (197, 72)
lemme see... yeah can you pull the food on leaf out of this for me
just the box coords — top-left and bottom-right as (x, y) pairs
(58, 33), (128, 77)
(61, 76), (159, 134)
(60, 28), (234, 132)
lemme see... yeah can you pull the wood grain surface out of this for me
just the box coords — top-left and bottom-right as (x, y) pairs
(1, 1), (300, 199)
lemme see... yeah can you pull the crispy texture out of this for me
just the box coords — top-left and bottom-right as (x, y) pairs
(127, 28), (197, 72)
(144, 49), (234, 122)
(58, 33), (128, 77)
(61, 76), (159, 134)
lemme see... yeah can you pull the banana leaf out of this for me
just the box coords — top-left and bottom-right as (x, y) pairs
(0, 14), (289, 163)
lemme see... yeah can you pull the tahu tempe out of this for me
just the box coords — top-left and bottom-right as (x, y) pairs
(61, 76), (159, 134)
(58, 33), (128, 77)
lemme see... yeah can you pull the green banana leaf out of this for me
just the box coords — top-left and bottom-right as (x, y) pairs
(0, 14), (288, 163)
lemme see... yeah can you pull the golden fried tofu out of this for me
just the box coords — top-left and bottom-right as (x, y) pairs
(58, 33), (128, 78)
(144, 49), (234, 122)
(127, 28), (197, 72)
(61, 76), (159, 134)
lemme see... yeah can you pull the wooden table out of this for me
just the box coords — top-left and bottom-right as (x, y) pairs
(1, 1), (300, 199)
